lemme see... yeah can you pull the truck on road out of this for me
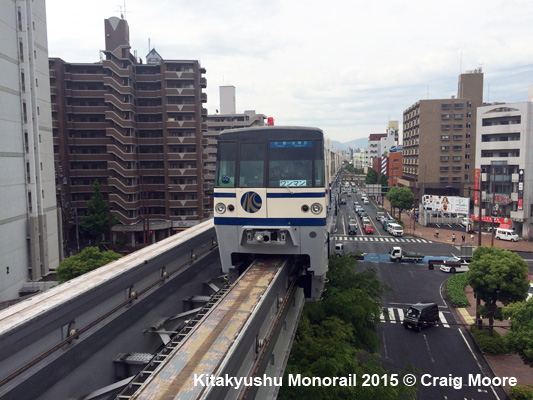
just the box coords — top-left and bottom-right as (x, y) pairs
(389, 246), (425, 263)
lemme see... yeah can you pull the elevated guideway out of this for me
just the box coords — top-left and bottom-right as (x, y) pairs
(118, 258), (301, 400)
(0, 220), (306, 400)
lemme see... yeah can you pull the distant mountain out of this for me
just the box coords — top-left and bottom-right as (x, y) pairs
(331, 138), (367, 151)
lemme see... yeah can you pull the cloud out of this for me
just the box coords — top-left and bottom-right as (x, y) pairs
(45, 0), (533, 142)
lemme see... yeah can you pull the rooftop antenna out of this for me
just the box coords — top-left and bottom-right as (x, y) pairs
(117, 1), (128, 19)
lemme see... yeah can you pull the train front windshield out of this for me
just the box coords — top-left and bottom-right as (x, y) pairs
(269, 140), (323, 188)
(216, 135), (324, 188)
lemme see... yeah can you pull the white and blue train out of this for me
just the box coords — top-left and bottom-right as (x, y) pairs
(214, 126), (329, 300)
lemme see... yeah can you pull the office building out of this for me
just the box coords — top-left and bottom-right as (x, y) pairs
(475, 89), (533, 238)
(0, 0), (61, 301)
(204, 87), (266, 200)
(399, 69), (484, 202)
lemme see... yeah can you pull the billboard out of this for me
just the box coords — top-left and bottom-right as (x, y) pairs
(421, 195), (469, 215)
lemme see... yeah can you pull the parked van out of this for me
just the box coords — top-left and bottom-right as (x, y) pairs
(403, 302), (440, 331)
(495, 228), (519, 242)
(388, 223), (403, 237)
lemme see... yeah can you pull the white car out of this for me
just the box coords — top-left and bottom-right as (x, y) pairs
(439, 257), (470, 273)
(527, 283), (533, 301)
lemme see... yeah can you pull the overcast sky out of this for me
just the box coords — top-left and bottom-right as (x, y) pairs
(45, 0), (533, 143)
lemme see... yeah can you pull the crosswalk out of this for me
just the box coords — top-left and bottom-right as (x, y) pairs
(380, 307), (451, 328)
(334, 235), (432, 244)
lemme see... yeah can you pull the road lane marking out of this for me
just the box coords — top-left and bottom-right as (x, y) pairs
(439, 312), (449, 328)
(388, 307), (396, 323)
(423, 334), (435, 363)
(458, 328), (500, 400)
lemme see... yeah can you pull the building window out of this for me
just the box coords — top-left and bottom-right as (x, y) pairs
(440, 167), (449, 172)
(440, 177), (449, 183)
(453, 145), (462, 151)
(441, 135), (450, 140)
(440, 156), (449, 161)
(442, 104), (451, 110)
(453, 135), (462, 140)
(440, 146), (449, 151)
(454, 114), (463, 120)
(454, 103), (464, 109)
(442, 114), (451, 120)
(441, 125), (450, 131)
(453, 124), (463, 130)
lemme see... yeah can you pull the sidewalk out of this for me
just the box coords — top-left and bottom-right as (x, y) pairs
(376, 197), (533, 392)
(378, 198), (532, 253)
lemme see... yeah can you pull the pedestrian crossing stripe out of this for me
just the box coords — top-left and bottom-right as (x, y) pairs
(334, 236), (432, 244)
(380, 308), (450, 328)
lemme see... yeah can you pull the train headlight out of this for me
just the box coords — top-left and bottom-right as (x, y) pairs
(311, 203), (323, 214)
(215, 203), (226, 214)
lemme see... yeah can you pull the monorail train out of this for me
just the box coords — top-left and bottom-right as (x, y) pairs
(214, 126), (329, 300)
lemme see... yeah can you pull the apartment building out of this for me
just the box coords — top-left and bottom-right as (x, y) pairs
(367, 133), (387, 168)
(0, 0), (61, 301)
(475, 91), (533, 239)
(50, 17), (208, 249)
(204, 86), (266, 201)
(399, 69), (484, 202)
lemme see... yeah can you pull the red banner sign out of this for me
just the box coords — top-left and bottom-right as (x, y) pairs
(474, 169), (480, 206)
(471, 215), (511, 224)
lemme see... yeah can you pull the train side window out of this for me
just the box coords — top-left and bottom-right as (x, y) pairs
(239, 143), (265, 187)
(215, 142), (236, 187)
(314, 142), (325, 187)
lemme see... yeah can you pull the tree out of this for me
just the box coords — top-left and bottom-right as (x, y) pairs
(56, 246), (122, 283)
(468, 247), (530, 336)
(344, 164), (355, 174)
(386, 187), (414, 222)
(503, 299), (533, 365)
(365, 168), (377, 184)
(81, 180), (119, 242)
(278, 256), (417, 399)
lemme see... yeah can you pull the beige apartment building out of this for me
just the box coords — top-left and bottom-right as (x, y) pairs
(399, 69), (484, 202)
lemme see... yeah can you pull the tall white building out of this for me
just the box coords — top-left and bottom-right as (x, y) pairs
(475, 90), (533, 239)
(219, 85), (236, 114)
(0, 0), (61, 301)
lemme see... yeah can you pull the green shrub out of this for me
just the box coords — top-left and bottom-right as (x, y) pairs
(510, 385), (533, 400)
(469, 325), (506, 354)
(446, 273), (470, 307)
